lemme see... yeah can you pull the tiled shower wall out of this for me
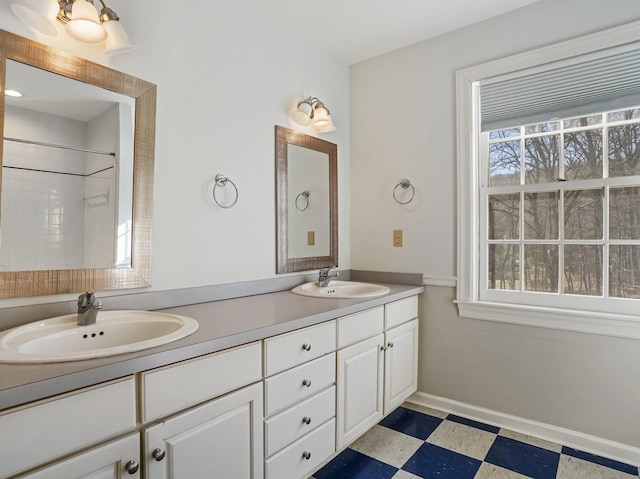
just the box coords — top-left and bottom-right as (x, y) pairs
(1, 106), (116, 271)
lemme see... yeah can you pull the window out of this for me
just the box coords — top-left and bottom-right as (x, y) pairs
(456, 22), (640, 338)
(484, 111), (640, 304)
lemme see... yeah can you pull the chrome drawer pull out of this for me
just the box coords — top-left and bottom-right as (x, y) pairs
(152, 448), (166, 461)
(302, 416), (311, 425)
(125, 460), (139, 474)
(302, 451), (311, 460)
(302, 343), (312, 351)
(302, 379), (312, 387)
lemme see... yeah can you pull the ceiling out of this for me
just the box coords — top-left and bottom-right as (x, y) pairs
(4, 60), (134, 122)
(254, 0), (542, 65)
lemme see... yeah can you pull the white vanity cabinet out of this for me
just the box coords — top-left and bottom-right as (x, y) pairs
(384, 318), (419, 415)
(15, 434), (141, 479)
(3, 342), (264, 479)
(144, 382), (263, 479)
(336, 296), (419, 450)
(0, 291), (422, 479)
(263, 321), (337, 479)
(0, 377), (137, 478)
(336, 307), (385, 449)
(141, 341), (264, 479)
(383, 296), (419, 415)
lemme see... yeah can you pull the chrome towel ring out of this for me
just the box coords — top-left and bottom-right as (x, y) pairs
(393, 179), (415, 205)
(295, 191), (310, 211)
(213, 174), (238, 208)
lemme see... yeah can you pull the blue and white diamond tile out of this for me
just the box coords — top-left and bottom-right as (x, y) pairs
(311, 405), (640, 479)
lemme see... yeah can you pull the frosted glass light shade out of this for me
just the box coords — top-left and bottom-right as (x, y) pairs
(11, 0), (59, 36)
(291, 101), (313, 126)
(315, 118), (336, 133)
(66, 0), (107, 44)
(312, 106), (331, 129)
(103, 20), (136, 54)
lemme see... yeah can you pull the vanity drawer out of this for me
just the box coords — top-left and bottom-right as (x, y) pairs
(264, 320), (336, 376)
(265, 385), (335, 457)
(141, 341), (262, 422)
(385, 295), (418, 329)
(264, 353), (335, 415)
(265, 418), (335, 479)
(0, 377), (136, 478)
(337, 306), (384, 348)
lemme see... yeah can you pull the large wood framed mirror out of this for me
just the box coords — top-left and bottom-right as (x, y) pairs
(0, 29), (156, 298)
(275, 125), (337, 273)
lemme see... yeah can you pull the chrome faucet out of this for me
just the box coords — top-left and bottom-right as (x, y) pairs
(77, 291), (103, 326)
(318, 268), (339, 287)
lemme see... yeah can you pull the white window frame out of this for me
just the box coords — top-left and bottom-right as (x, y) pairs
(456, 20), (640, 340)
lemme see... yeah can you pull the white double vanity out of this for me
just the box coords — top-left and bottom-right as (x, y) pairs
(0, 286), (422, 479)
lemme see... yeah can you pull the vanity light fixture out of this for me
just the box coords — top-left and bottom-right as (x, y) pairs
(291, 97), (336, 132)
(10, 0), (136, 54)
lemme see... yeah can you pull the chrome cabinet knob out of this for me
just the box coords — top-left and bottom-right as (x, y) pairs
(302, 451), (311, 460)
(302, 379), (312, 387)
(302, 416), (311, 425)
(302, 343), (312, 351)
(380, 345), (387, 351)
(152, 448), (166, 461)
(125, 460), (139, 475)
(387, 341), (394, 348)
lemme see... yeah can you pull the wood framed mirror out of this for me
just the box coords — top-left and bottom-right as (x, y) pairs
(275, 125), (337, 273)
(0, 29), (156, 298)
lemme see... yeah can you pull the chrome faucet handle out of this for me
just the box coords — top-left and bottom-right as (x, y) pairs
(318, 267), (339, 287)
(78, 290), (92, 307)
(77, 291), (100, 309)
(77, 291), (102, 326)
(319, 267), (337, 277)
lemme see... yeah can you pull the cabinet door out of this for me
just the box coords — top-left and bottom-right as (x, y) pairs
(384, 319), (418, 415)
(17, 433), (140, 479)
(336, 333), (384, 450)
(145, 382), (263, 479)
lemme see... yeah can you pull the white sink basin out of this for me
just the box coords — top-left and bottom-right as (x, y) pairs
(291, 280), (390, 299)
(0, 311), (199, 363)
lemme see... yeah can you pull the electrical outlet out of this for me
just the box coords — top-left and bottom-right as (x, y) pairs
(393, 229), (403, 247)
(307, 231), (315, 246)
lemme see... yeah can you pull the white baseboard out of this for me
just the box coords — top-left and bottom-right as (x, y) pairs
(408, 391), (640, 468)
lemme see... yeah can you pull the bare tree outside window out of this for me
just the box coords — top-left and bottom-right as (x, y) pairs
(486, 108), (640, 299)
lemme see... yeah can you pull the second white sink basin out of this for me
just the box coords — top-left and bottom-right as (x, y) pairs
(292, 280), (390, 299)
(0, 311), (199, 363)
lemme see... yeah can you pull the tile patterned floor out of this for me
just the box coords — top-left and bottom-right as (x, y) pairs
(312, 404), (640, 479)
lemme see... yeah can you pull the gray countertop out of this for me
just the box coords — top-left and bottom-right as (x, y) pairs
(0, 284), (423, 411)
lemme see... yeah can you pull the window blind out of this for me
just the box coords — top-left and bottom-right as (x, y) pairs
(480, 46), (640, 132)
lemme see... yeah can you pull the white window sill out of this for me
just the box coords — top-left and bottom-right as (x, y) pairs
(455, 300), (640, 340)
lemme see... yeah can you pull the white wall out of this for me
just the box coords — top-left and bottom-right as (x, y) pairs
(350, 0), (640, 449)
(84, 105), (118, 268)
(0, 0), (350, 306)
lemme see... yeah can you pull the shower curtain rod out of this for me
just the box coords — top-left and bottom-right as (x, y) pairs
(3, 136), (116, 157)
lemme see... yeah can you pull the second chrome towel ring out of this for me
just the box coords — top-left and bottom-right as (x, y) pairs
(393, 179), (415, 205)
(213, 174), (238, 208)
(295, 191), (310, 211)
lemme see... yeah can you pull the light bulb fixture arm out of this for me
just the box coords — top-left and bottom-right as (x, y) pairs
(97, 0), (119, 22)
(57, 0), (120, 22)
(58, 0), (73, 22)
(296, 97), (331, 116)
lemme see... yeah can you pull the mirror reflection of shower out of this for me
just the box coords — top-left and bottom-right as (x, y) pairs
(0, 60), (135, 271)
